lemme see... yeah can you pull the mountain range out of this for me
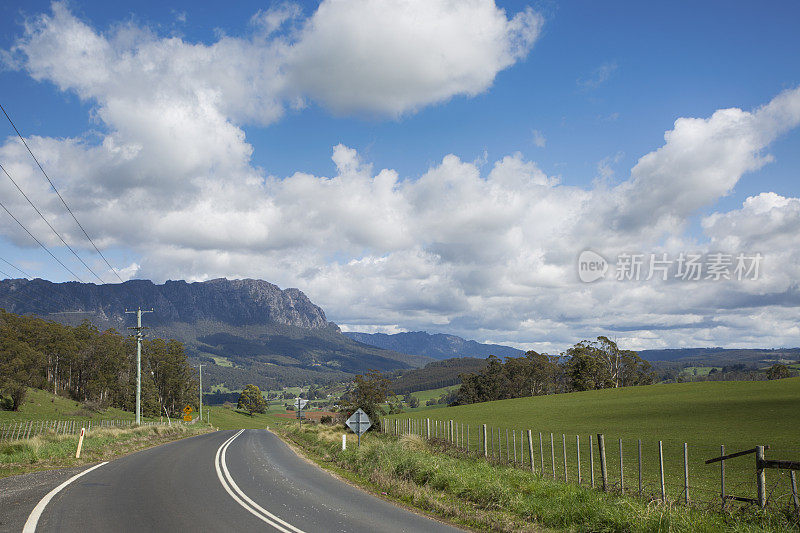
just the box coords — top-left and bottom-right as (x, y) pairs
(0, 278), (431, 390)
(343, 331), (525, 360)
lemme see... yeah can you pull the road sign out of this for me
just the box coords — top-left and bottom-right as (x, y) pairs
(183, 414), (192, 422)
(346, 409), (371, 446)
(183, 405), (193, 415)
(293, 398), (308, 410)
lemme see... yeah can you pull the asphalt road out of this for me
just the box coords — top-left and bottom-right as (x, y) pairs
(20, 429), (463, 533)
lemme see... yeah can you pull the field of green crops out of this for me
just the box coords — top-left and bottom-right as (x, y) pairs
(385, 378), (800, 508)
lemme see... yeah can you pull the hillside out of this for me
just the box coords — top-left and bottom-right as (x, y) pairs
(640, 347), (800, 365)
(344, 331), (524, 360)
(0, 278), (430, 388)
(387, 377), (800, 506)
(390, 357), (488, 394)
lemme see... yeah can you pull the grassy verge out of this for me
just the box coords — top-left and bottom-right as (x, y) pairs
(275, 421), (798, 532)
(0, 423), (213, 479)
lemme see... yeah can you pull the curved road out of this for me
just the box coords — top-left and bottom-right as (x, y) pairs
(26, 430), (462, 532)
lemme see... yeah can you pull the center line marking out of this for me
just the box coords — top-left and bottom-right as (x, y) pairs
(214, 429), (306, 533)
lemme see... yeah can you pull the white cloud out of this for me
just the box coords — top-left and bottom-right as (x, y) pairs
(608, 86), (800, 234)
(287, 0), (543, 115)
(531, 129), (546, 148)
(3, 4), (800, 351)
(578, 61), (617, 90)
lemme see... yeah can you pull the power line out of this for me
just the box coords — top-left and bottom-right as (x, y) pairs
(0, 256), (31, 278)
(0, 103), (125, 283)
(0, 162), (106, 284)
(0, 198), (85, 282)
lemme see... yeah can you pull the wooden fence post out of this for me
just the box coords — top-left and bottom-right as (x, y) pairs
(550, 433), (556, 479)
(720, 444), (725, 502)
(790, 471), (799, 518)
(598, 434), (608, 492)
(576, 435), (581, 485)
(619, 439), (624, 494)
(590, 434), (595, 488)
(683, 443), (689, 504)
(513, 431), (517, 464)
(482, 424), (488, 458)
(506, 429), (510, 462)
(756, 445), (766, 509)
(562, 434), (568, 482)
(466, 425), (469, 451)
(539, 432), (544, 476)
(659, 441), (666, 502)
(527, 430), (535, 472)
(426, 418), (430, 439)
(638, 439), (643, 496)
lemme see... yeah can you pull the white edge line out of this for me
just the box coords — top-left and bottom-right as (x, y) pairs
(23, 461), (109, 533)
(215, 429), (305, 533)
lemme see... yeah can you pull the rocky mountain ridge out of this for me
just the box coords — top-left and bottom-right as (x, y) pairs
(0, 277), (331, 330)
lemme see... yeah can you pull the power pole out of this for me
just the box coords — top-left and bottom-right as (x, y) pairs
(198, 364), (204, 423)
(126, 307), (153, 425)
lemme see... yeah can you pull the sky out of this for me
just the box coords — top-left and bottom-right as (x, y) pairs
(0, 0), (799, 352)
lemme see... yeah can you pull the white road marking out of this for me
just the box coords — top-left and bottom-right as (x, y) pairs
(23, 461), (109, 533)
(214, 429), (306, 533)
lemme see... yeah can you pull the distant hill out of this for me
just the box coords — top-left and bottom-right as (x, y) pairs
(344, 331), (524, 360)
(390, 357), (489, 395)
(639, 347), (800, 366)
(0, 278), (431, 389)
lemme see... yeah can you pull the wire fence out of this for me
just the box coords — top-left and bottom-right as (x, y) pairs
(0, 418), (178, 441)
(381, 417), (800, 515)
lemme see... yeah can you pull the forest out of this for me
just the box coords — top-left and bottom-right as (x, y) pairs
(0, 309), (198, 416)
(389, 357), (489, 395)
(456, 337), (655, 405)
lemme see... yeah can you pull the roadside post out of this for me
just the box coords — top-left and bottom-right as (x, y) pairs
(75, 427), (85, 458)
(346, 408), (372, 447)
(294, 397), (308, 427)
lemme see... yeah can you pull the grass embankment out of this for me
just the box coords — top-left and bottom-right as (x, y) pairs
(207, 404), (280, 430)
(0, 423), (212, 479)
(0, 388), (136, 423)
(386, 379), (800, 505)
(276, 421), (796, 532)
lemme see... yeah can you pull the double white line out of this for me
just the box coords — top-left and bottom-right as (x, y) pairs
(215, 429), (305, 533)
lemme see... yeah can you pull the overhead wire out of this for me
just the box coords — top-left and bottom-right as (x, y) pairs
(0, 197), (85, 282)
(0, 162), (106, 284)
(0, 256), (31, 278)
(0, 103), (124, 283)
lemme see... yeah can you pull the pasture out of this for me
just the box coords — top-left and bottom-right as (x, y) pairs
(385, 378), (800, 508)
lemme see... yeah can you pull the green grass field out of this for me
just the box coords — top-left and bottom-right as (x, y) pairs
(681, 366), (722, 376)
(207, 404), (281, 430)
(408, 385), (457, 403)
(386, 378), (800, 508)
(0, 388), (140, 423)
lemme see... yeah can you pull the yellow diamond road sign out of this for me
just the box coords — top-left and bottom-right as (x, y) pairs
(183, 405), (193, 421)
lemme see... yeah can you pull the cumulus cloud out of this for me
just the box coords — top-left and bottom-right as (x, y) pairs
(2, 3), (800, 351)
(287, 0), (543, 115)
(605, 86), (800, 235)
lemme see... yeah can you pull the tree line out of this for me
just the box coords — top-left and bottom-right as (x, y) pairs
(456, 337), (654, 405)
(389, 357), (488, 395)
(0, 310), (197, 416)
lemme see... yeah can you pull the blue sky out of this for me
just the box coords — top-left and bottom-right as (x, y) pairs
(0, 1), (799, 350)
